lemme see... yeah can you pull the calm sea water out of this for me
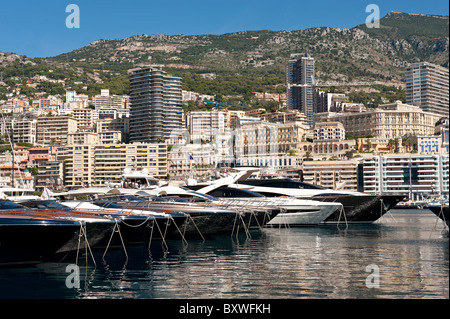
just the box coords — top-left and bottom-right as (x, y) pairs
(0, 209), (448, 300)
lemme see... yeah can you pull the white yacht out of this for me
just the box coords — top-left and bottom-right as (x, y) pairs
(145, 185), (342, 226)
(186, 168), (405, 224)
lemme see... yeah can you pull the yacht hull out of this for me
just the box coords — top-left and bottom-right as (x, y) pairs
(0, 218), (80, 265)
(314, 194), (405, 223)
(427, 204), (449, 227)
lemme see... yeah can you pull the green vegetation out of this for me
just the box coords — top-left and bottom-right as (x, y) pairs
(0, 12), (447, 107)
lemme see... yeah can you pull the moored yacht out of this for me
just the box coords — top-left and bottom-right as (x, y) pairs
(0, 211), (81, 265)
(229, 178), (404, 223)
(60, 200), (186, 244)
(186, 185), (342, 226)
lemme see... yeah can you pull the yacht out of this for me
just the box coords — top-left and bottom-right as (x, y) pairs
(0, 206), (82, 265)
(163, 185), (342, 226)
(61, 200), (187, 244)
(185, 167), (404, 224)
(93, 194), (270, 238)
(228, 178), (405, 223)
(0, 186), (41, 202)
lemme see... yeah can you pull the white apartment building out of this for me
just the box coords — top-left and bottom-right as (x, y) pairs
(406, 62), (449, 118)
(65, 90), (89, 108)
(72, 108), (96, 129)
(186, 110), (225, 142)
(415, 135), (443, 154)
(0, 117), (37, 144)
(313, 121), (345, 142)
(316, 101), (441, 139)
(235, 121), (309, 158)
(302, 160), (358, 191)
(359, 154), (449, 198)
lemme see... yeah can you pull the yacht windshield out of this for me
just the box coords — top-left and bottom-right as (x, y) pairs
(21, 200), (74, 211)
(0, 200), (30, 210)
(93, 201), (123, 209)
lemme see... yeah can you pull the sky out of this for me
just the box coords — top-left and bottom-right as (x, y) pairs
(0, 0), (448, 58)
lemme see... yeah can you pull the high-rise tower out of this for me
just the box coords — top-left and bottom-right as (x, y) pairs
(406, 62), (449, 118)
(286, 53), (317, 127)
(129, 68), (183, 143)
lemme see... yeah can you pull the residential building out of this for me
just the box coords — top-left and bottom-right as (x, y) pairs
(297, 140), (356, 157)
(57, 144), (95, 189)
(35, 161), (63, 192)
(302, 160), (358, 191)
(128, 68), (183, 143)
(59, 142), (168, 189)
(92, 90), (130, 109)
(248, 110), (308, 125)
(234, 121), (309, 160)
(36, 116), (78, 145)
(406, 62), (449, 117)
(358, 154), (449, 198)
(286, 53), (317, 127)
(72, 108), (96, 129)
(67, 132), (99, 145)
(316, 92), (350, 113)
(96, 117), (129, 136)
(168, 144), (216, 180)
(316, 101), (441, 139)
(10, 117), (37, 144)
(65, 90), (89, 109)
(224, 110), (246, 129)
(28, 147), (57, 166)
(186, 110), (225, 142)
(313, 122), (345, 142)
(415, 135), (443, 154)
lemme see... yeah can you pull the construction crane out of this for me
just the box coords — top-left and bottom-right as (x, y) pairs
(203, 100), (222, 110)
(202, 100), (247, 110)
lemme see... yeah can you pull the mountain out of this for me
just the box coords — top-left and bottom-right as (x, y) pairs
(1, 11), (448, 103)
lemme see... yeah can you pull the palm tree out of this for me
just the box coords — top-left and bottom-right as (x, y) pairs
(402, 135), (415, 153)
(387, 139), (396, 153)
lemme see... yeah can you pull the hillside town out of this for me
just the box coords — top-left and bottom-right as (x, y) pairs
(0, 55), (448, 202)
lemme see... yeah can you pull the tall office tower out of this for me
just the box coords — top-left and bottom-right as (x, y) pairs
(406, 62), (449, 117)
(129, 68), (183, 143)
(286, 53), (317, 128)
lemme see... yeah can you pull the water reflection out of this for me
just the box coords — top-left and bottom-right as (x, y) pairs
(0, 210), (448, 299)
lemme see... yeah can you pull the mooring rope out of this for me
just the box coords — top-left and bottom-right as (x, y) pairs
(430, 204), (448, 238)
(187, 214), (205, 242)
(75, 221), (96, 267)
(147, 220), (155, 250)
(153, 217), (169, 251)
(170, 215), (189, 246)
(231, 212), (239, 237)
(238, 213), (251, 239)
(337, 205), (348, 230)
(379, 199), (397, 223)
(120, 216), (152, 228)
(103, 219), (128, 260)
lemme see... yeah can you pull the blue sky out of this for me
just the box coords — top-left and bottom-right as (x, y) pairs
(0, 0), (448, 58)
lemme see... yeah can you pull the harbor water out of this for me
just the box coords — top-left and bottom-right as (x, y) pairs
(0, 209), (448, 300)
